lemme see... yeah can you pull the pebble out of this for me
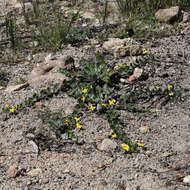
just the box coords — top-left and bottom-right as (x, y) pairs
(63, 169), (70, 174)
(27, 168), (42, 177)
(26, 180), (32, 185)
(183, 175), (190, 184)
(98, 162), (105, 168)
(42, 178), (49, 184)
(6, 163), (18, 178)
(133, 67), (143, 79)
(139, 124), (149, 134)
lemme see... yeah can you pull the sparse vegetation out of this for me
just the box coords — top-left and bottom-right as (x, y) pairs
(0, 0), (187, 153)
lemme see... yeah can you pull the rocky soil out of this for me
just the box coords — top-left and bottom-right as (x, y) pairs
(0, 1), (190, 190)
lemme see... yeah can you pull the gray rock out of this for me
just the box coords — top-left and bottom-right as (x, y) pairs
(102, 38), (142, 58)
(155, 6), (182, 24)
(133, 68), (143, 79)
(5, 83), (29, 93)
(6, 163), (18, 178)
(27, 55), (74, 88)
(97, 138), (117, 152)
(183, 175), (190, 184)
(182, 11), (190, 23)
(27, 168), (42, 177)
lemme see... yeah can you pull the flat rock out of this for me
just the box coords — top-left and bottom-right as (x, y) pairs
(102, 38), (142, 58)
(155, 6), (182, 24)
(97, 138), (117, 152)
(27, 55), (74, 88)
(183, 175), (190, 184)
(6, 163), (18, 178)
(5, 83), (29, 93)
(27, 168), (42, 177)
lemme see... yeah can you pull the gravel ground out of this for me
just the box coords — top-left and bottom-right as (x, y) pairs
(0, 1), (190, 190)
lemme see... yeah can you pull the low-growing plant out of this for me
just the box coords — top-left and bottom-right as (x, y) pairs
(5, 14), (20, 50)
(0, 49), (183, 153)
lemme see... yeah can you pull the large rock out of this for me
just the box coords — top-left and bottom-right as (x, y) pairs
(155, 6), (182, 24)
(97, 138), (117, 152)
(102, 38), (143, 58)
(27, 55), (74, 88)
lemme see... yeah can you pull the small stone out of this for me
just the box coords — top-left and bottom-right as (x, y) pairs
(35, 102), (44, 108)
(63, 169), (70, 174)
(176, 173), (184, 180)
(6, 163), (18, 178)
(98, 162), (105, 168)
(27, 168), (42, 177)
(26, 180), (32, 185)
(0, 157), (5, 164)
(139, 123), (149, 134)
(183, 175), (190, 184)
(97, 138), (117, 152)
(24, 61), (32, 66)
(26, 133), (35, 139)
(42, 178), (49, 184)
(128, 75), (136, 83)
(133, 68), (143, 79)
(28, 140), (39, 154)
(120, 78), (126, 83)
(161, 152), (171, 157)
(146, 151), (151, 156)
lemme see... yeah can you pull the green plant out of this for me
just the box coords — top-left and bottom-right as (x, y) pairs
(16, 77), (27, 85)
(1, 51), (183, 153)
(5, 14), (20, 50)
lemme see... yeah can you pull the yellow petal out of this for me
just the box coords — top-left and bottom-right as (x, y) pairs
(142, 49), (147, 54)
(82, 89), (88, 94)
(90, 105), (96, 111)
(81, 96), (86, 102)
(169, 92), (174, 96)
(76, 123), (82, 129)
(168, 85), (173, 90)
(9, 108), (15, 113)
(111, 133), (117, 138)
(121, 143), (130, 151)
(75, 117), (80, 122)
(137, 142), (144, 147)
(108, 99), (115, 105)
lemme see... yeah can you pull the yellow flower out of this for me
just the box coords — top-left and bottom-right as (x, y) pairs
(90, 105), (96, 111)
(142, 49), (147, 55)
(111, 133), (117, 138)
(9, 108), (15, 113)
(168, 85), (173, 90)
(75, 117), (80, 122)
(169, 92), (174, 96)
(81, 96), (86, 102)
(121, 143), (130, 151)
(155, 86), (160, 89)
(109, 99), (115, 105)
(137, 142), (144, 147)
(76, 123), (82, 129)
(101, 103), (108, 107)
(110, 130), (117, 138)
(119, 64), (123, 67)
(82, 88), (88, 94)
(65, 120), (69, 125)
